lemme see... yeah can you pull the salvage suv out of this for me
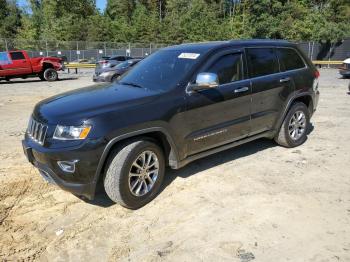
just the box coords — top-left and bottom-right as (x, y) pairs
(22, 40), (320, 209)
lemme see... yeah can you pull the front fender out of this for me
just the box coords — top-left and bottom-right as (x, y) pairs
(92, 126), (180, 186)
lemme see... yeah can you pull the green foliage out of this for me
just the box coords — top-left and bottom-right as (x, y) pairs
(3, 0), (350, 45)
(0, 0), (22, 39)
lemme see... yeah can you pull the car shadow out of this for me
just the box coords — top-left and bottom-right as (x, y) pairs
(84, 124), (316, 208)
(161, 138), (276, 192)
(0, 77), (78, 84)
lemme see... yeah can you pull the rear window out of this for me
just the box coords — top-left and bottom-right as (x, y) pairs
(246, 48), (279, 78)
(110, 56), (127, 61)
(276, 48), (305, 71)
(10, 52), (25, 60)
(0, 52), (11, 65)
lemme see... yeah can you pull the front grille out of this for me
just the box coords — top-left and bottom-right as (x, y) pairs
(27, 117), (48, 145)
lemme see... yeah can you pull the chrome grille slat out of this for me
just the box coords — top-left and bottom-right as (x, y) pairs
(27, 117), (48, 145)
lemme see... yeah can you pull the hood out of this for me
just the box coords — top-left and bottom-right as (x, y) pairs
(33, 83), (159, 125)
(31, 56), (62, 63)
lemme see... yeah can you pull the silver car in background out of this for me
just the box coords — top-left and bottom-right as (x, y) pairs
(93, 58), (141, 82)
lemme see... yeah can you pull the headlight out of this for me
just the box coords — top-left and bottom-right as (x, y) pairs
(53, 125), (91, 140)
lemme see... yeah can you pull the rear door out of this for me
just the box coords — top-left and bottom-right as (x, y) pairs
(275, 47), (309, 93)
(6, 51), (32, 76)
(246, 47), (293, 135)
(184, 49), (252, 155)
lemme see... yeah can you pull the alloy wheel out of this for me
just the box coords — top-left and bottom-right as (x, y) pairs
(128, 150), (159, 197)
(288, 110), (306, 140)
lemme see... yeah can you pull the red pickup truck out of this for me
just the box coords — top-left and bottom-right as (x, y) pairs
(0, 50), (64, 82)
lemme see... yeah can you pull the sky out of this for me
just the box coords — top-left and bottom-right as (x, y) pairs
(96, 0), (107, 11)
(18, 0), (107, 12)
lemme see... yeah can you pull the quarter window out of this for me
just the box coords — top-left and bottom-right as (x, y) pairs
(207, 53), (243, 85)
(246, 48), (279, 78)
(10, 52), (25, 60)
(276, 48), (305, 71)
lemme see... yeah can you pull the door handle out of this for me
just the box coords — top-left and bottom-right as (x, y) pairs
(234, 87), (249, 93)
(280, 77), (291, 83)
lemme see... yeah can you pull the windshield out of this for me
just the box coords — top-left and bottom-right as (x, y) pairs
(119, 50), (203, 92)
(115, 60), (133, 69)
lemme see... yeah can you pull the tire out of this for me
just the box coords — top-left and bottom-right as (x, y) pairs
(104, 140), (165, 209)
(274, 102), (310, 148)
(43, 68), (58, 81)
(39, 73), (45, 81)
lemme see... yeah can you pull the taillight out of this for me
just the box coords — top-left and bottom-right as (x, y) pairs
(314, 70), (320, 79)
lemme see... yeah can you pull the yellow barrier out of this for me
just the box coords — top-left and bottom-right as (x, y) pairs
(65, 63), (96, 69)
(64, 60), (344, 73)
(312, 60), (343, 65)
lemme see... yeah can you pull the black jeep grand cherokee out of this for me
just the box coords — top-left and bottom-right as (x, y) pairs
(22, 40), (319, 209)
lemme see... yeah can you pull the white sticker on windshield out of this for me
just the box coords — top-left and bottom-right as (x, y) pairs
(178, 53), (200, 59)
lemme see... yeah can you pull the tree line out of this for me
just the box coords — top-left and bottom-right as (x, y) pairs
(1, 0), (349, 45)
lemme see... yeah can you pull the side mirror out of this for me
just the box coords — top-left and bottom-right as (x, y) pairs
(189, 72), (219, 91)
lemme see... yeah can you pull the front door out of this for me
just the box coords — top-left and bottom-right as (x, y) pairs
(184, 50), (252, 156)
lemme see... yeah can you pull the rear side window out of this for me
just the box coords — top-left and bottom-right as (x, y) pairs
(276, 48), (305, 71)
(10, 52), (25, 60)
(207, 53), (243, 84)
(246, 48), (278, 78)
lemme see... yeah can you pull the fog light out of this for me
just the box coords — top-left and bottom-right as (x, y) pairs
(57, 160), (78, 173)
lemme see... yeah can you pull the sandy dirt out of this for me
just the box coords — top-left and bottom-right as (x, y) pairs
(0, 70), (349, 262)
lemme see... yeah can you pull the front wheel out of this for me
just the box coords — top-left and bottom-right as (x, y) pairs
(43, 68), (58, 81)
(275, 102), (310, 148)
(104, 140), (165, 209)
(110, 74), (119, 82)
(38, 73), (45, 81)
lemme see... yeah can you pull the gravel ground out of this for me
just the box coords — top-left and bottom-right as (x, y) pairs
(0, 69), (349, 261)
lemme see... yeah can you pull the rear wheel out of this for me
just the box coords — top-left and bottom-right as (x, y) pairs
(43, 68), (58, 81)
(104, 140), (165, 209)
(275, 102), (310, 147)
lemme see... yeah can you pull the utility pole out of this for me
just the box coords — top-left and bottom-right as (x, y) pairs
(159, 0), (162, 22)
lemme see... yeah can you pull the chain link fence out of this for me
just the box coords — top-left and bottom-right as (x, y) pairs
(1, 38), (349, 62)
(0, 39), (168, 62)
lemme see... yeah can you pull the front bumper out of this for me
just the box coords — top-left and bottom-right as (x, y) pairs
(22, 137), (105, 200)
(93, 72), (114, 82)
(93, 74), (108, 82)
(339, 69), (350, 77)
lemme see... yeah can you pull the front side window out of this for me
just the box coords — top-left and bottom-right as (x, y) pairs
(246, 48), (279, 78)
(10, 52), (25, 60)
(276, 48), (305, 71)
(206, 53), (243, 85)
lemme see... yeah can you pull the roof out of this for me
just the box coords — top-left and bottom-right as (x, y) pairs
(343, 58), (350, 64)
(163, 39), (293, 53)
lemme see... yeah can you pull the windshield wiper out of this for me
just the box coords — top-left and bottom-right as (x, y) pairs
(119, 81), (143, 89)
